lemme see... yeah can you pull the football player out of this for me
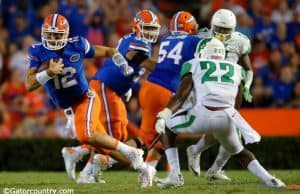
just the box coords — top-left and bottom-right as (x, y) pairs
(61, 10), (160, 185)
(155, 37), (285, 188)
(26, 14), (155, 188)
(126, 10), (201, 171)
(187, 9), (254, 180)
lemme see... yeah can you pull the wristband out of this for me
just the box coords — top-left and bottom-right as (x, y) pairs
(36, 70), (53, 85)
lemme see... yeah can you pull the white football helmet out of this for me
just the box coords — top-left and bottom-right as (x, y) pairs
(211, 9), (236, 41)
(194, 37), (225, 60)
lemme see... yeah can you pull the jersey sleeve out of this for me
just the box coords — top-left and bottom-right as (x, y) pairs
(180, 59), (197, 79)
(240, 34), (251, 55)
(71, 36), (95, 58)
(28, 45), (42, 68)
(128, 39), (151, 56)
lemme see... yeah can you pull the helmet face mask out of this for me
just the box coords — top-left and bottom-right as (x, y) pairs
(41, 14), (69, 50)
(133, 10), (161, 43)
(211, 9), (236, 41)
(42, 30), (68, 50)
(212, 26), (233, 41)
(138, 23), (160, 43)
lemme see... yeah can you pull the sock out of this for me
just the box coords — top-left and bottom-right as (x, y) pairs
(247, 160), (273, 182)
(116, 141), (135, 154)
(145, 155), (159, 168)
(165, 147), (180, 175)
(81, 160), (93, 174)
(210, 146), (231, 172)
(194, 137), (213, 153)
(74, 145), (91, 156)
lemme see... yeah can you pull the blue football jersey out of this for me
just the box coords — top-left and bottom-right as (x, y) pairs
(93, 33), (151, 96)
(28, 36), (95, 109)
(147, 34), (201, 93)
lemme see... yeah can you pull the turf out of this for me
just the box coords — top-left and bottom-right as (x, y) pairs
(0, 170), (299, 194)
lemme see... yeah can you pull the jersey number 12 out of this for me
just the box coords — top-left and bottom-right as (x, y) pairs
(53, 67), (78, 89)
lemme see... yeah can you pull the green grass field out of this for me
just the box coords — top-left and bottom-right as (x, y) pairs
(0, 170), (299, 194)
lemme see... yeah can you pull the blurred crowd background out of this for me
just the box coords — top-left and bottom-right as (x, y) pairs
(0, 0), (299, 139)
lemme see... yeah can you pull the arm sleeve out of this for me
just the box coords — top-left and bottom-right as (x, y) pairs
(180, 60), (197, 79)
(28, 45), (41, 68)
(79, 37), (95, 58)
(128, 40), (150, 56)
(241, 36), (251, 55)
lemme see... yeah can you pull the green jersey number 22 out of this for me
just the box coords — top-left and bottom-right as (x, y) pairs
(200, 61), (234, 84)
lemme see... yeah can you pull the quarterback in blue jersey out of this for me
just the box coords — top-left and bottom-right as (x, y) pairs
(25, 14), (156, 187)
(133, 11), (202, 169)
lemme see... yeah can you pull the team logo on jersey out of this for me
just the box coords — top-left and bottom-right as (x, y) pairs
(70, 54), (80, 62)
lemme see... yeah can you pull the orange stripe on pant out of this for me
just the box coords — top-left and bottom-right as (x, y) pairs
(90, 80), (128, 154)
(138, 80), (173, 146)
(72, 89), (107, 143)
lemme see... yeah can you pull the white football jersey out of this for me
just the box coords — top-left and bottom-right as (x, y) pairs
(197, 29), (251, 63)
(181, 58), (242, 107)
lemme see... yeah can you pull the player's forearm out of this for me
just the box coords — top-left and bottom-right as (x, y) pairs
(25, 68), (54, 91)
(241, 55), (253, 88)
(93, 45), (117, 58)
(167, 75), (193, 112)
(25, 74), (41, 91)
(140, 58), (156, 71)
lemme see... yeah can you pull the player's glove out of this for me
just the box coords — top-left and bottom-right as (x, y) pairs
(124, 88), (132, 102)
(243, 87), (253, 103)
(155, 108), (172, 134)
(112, 52), (134, 77)
(120, 64), (134, 77)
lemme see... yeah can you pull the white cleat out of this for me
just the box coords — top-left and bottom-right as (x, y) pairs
(76, 171), (101, 184)
(125, 148), (144, 170)
(93, 154), (108, 183)
(139, 165), (157, 188)
(205, 168), (231, 181)
(93, 154), (111, 171)
(61, 147), (82, 180)
(186, 145), (201, 176)
(265, 177), (286, 188)
(157, 173), (184, 188)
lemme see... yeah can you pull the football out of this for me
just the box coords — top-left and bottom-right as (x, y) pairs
(38, 58), (59, 72)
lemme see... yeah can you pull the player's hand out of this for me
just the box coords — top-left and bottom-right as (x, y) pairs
(47, 58), (64, 76)
(124, 88), (132, 102)
(155, 108), (172, 134)
(243, 87), (253, 102)
(120, 64), (134, 77)
(155, 117), (166, 134)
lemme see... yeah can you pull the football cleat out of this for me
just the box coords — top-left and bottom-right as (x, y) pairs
(205, 168), (231, 181)
(139, 165), (157, 188)
(157, 173), (184, 188)
(76, 171), (105, 184)
(265, 177), (286, 188)
(124, 148), (144, 170)
(61, 147), (82, 180)
(186, 145), (201, 176)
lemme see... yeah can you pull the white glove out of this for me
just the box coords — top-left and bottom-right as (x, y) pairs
(124, 88), (132, 102)
(155, 108), (172, 134)
(120, 64), (134, 77)
(112, 52), (134, 77)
